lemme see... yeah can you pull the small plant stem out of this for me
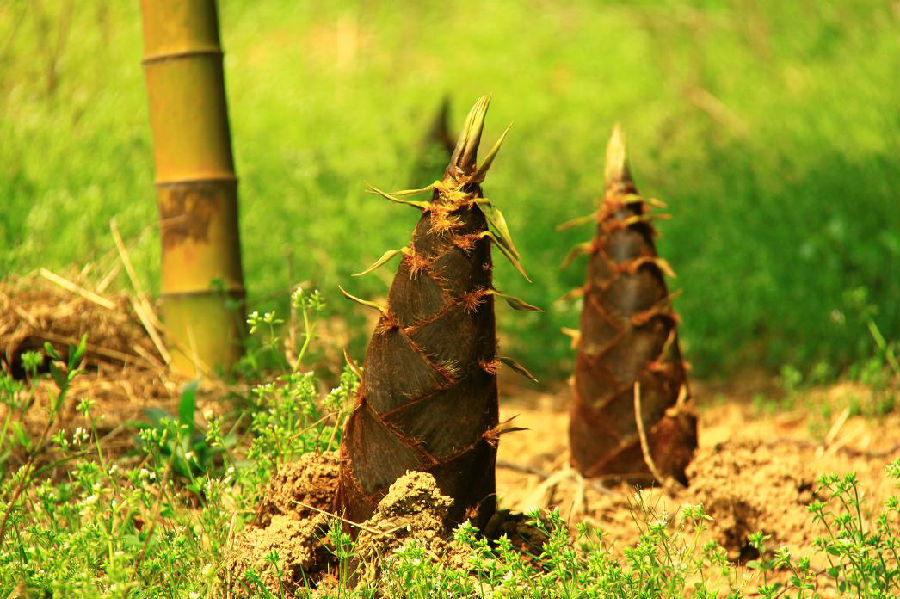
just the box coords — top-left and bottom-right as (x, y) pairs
(0, 410), (14, 467)
(293, 303), (316, 373)
(294, 500), (395, 537)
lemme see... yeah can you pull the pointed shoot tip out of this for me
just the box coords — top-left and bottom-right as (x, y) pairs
(605, 123), (632, 185)
(448, 95), (492, 176)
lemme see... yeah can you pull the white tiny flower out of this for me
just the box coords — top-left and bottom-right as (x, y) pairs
(72, 427), (89, 446)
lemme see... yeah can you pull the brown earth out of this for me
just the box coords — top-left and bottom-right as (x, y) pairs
(496, 381), (900, 592)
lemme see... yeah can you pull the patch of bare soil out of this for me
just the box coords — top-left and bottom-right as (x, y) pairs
(496, 382), (900, 589)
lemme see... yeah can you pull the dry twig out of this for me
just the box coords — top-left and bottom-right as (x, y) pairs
(39, 268), (116, 310)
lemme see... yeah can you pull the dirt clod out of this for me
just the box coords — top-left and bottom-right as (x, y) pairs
(353, 471), (453, 584)
(229, 513), (332, 595)
(256, 452), (340, 527)
(229, 453), (341, 596)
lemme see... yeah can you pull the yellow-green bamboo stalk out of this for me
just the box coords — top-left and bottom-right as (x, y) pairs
(140, 0), (245, 376)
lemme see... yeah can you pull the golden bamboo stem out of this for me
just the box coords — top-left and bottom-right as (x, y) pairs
(140, 0), (245, 376)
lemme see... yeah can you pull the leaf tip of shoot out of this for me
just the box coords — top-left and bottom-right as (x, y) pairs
(605, 123), (632, 186)
(447, 95), (492, 178)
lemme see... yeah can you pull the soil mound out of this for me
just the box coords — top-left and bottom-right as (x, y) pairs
(228, 456), (462, 597)
(229, 513), (332, 596)
(352, 471), (454, 585)
(228, 452), (341, 596)
(228, 456), (547, 597)
(256, 452), (341, 527)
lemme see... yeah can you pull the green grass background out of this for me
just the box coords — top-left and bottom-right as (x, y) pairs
(1, 0), (897, 380)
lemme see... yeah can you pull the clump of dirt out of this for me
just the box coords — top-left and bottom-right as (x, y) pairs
(230, 457), (550, 598)
(228, 452), (341, 595)
(255, 452), (341, 527)
(229, 460), (460, 597)
(229, 513), (333, 596)
(352, 471), (455, 585)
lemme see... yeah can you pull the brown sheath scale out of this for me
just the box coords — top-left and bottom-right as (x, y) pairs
(337, 97), (533, 528)
(568, 126), (697, 485)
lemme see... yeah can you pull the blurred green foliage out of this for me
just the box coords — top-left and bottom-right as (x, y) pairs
(1, 0), (897, 380)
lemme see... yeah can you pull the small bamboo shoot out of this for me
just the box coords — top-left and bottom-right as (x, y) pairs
(568, 126), (697, 485)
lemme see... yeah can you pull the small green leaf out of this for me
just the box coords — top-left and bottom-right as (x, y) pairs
(478, 229), (531, 282)
(11, 422), (30, 451)
(494, 238), (531, 282)
(43, 342), (60, 361)
(473, 122), (512, 182)
(353, 248), (405, 277)
(476, 202), (530, 281)
(71, 333), (88, 366)
(498, 356), (538, 383)
(49, 362), (66, 390)
(339, 286), (386, 313)
(490, 290), (541, 312)
(478, 200), (517, 253)
(556, 213), (597, 231)
(561, 242), (594, 269)
(391, 182), (439, 196)
(179, 379), (200, 438)
(368, 186), (430, 210)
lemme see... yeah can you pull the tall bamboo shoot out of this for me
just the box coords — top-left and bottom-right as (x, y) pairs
(337, 97), (534, 528)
